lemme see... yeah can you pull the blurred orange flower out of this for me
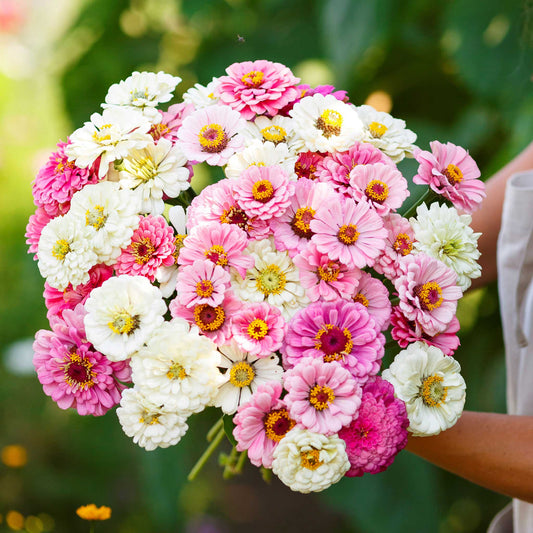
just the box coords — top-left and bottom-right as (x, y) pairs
(76, 504), (111, 521)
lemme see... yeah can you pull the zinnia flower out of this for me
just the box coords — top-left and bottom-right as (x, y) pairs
(349, 271), (391, 332)
(76, 504), (111, 521)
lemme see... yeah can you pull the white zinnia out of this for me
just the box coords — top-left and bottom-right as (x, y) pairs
(230, 238), (309, 320)
(131, 319), (223, 414)
(37, 214), (97, 291)
(118, 137), (191, 215)
(224, 140), (297, 180)
(241, 115), (295, 148)
(289, 93), (364, 153)
(68, 181), (141, 264)
(355, 104), (417, 163)
(182, 77), (221, 108)
(214, 342), (283, 415)
(382, 341), (466, 437)
(84, 275), (166, 361)
(410, 202), (481, 291)
(103, 71), (181, 120)
(117, 388), (188, 451)
(66, 106), (153, 178)
(271, 428), (350, 493)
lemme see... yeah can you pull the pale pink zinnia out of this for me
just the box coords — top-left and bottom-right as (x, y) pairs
(339, 377), (408, 477)
(216, 60), (300, 120)
(176, 259), (230, 308)
(170, 290), (242, 346)
(32, 140), (99, 217)
(177, 104), (245, 165)
(33, 304), (131, 416)
(44, 264), (114, 320)
(348, 162), (409, 216)
(178, 222), (254, 279)
(150, 102), (196, 144)
(350, 271), (392, 332)
(25, 207), (53, 259)
(233, 381), (295, 468)
(394, 253), (463, 337)
(413, 140), (485, 213)
(316, 141), (394, 197)
(310, 196), (387, 269)
(283, 358), (362, 436)
(186, 180), (270, 240)
(374, 213), (416, 281)
(271, 178), (338, 257)
(231, 302), (286, 357)
(390, 306), (460, 356)
(293, 242), (361, 302)
(115, 215), (175, 281)
(282, 300), (384, 382)
(233, 165), (294, 220)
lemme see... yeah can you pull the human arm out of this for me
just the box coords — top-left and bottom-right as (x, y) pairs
(406, 411), (533, 503)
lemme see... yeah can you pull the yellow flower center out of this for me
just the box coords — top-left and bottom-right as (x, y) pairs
(204, 245), (228, 267)
(352, 293), (369, 307)
(149, 122), (170, 141)
(368, 121), (388, 138)
(130, 155), (158, 182)
(365, 179), (389, 203)
(198, 123), (228, 153)
(108, 311), (139, 335)
(309, 384), (335, 411)
(300, 448), (323, 470)
(247, 318), (269, 340)
(393, 233), (413, 256)
(291, 206), (316, 238)
(55, 159), (75, 174)
(220, 206), (250, 231)
(337, 224), (360, 245)
(420, 374), (448, 407)
(166, 362), (187, 380)
(92, 124), (113, 143)
(264, 409), (295, 442)
(131, 238), (156, 264)
(252, 179), (275, 202)
(317, 261), (341, 282)
(196, 279), (214, 298)
(193, 304), (225, 332)
(52, 239), (71, 261)
(229, 361), (255, 387)
(316, 109), (343, 138)
(172, 234), (186, 264)
(139, 412), (160, 425)
(256, 264), (287, 296)
(416, 282), (444, 311)
(241, 70), (264, 88)
(261, 125), (287, 144)
(85, 205), (107, 230)
(443, 164), (463, 185)
(64, 352), (95, 390)
(314, 324), (353, 362)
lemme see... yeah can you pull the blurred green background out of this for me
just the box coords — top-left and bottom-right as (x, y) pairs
(0, 0), (532, 531)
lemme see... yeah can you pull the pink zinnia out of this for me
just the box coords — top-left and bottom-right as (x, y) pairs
(349, 162), (409, 216)
(294, 151), (326, 181)
(310, 196), (387, 269)
(316, 141), (394, 197)
(282, 300), (384, 381)
(115, 215), (175, 281)
(178, 222), (254, 279)
(293, 243), (361, 302)
(216, 60), (300, 120)
(233, 381), (295, 468)
(271, 178), (338, 257)
(231, 302), (286, 357)
(277, 84), (348, 116)
(390, 306), (460, 356)
(176, 260), (230, 308)
(32, 139), (99, 217)
(44, 264), (113, 320)
(170, 290), (242, 346)
(150, 102), (196, 144)
(413, 140), (485, 213)
(186, 180), (270, 240)
(394, 253), (463, 337)
(233, 165), (294, 220)
(350, 271), (392, 332)
(177, 104), (245, 166)
(284, 358), (362, 436)
(25, 207), (53, 259)
(33, 304), (131, 416)
(339, 377), (408, 477)
(374, 213), (416, 281)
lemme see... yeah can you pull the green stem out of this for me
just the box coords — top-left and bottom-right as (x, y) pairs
(187, 426), (225, 481)
(222, 445), (239, 479)
(207, 417), (224, 442)
(235, 450), (247, 474)
(89, 524), (95, 533)
(401, 187), (440, 219)
(384, 339), (399, 351)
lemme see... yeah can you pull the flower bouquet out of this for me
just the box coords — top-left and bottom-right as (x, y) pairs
(27, 60), (485, 493)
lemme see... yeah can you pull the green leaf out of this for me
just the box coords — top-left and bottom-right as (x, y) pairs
(223, 414), (237, 446)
